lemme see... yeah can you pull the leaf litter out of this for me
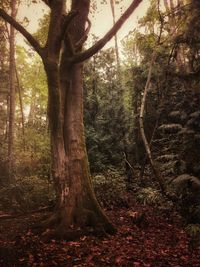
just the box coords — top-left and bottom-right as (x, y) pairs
(0, 198), (200, 266)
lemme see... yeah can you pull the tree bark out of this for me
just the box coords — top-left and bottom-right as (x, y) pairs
(8, 0), (17, 181)
(15, 64), (25, 150)
(43, 0), (116, 237)
(110, 0), (120, 73)
(139, 51), (166, 194)
(0, 0), (142, 239)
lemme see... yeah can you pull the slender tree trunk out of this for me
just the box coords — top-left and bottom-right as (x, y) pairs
(133, 91), (140, 164)
(28, 68), (40, 126)
(163, 0), (184, 71)
(15, 65), (25, 151)
(91, 55), (99, 129)
(110, 0), (130, 174)
(140, 113), (159, 178)
(110, 0), (120, 73)
(28, 88), (36, 126)
(8, 0), (17, 181)
(139, 51), (166, 194)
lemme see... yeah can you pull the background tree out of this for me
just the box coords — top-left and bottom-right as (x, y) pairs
(0, 10), (9, 185)
(7, 0), (18, 181)
(84, 47), (128, 171)
(121, 0), (200, 181)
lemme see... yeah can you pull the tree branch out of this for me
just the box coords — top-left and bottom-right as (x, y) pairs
(60, 11), (78, 44)
(64, 33), (75, 55)
(75, 18), (91, 51)
(0, 8), (44, 58)
(71, 0), (142, 63)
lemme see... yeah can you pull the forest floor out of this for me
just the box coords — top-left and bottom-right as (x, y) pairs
(0, 195), (200, 267)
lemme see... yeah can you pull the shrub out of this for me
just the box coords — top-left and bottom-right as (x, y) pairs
(136, 187), (163, 206)
(0, 157), (9, 185)
(0, 176), (55, 212)
(186, 224), (200, 248)
(186, 224), (200, 238)
(92, 169), (126, 208)
(170, 174), (200, 223)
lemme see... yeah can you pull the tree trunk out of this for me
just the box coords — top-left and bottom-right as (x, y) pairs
(163, 0), (184, 71)
(41, 0), (115, 239)
(139, 50), (166, 194)
(0, 0), (142, 239)
(110, 0), (120, 73)
(28, 86), (36, 126)
(28, 67), (41, 126)
(15, 64), (25, 151)
(44, 61), (115, 239)
(8, 0), (17, 181)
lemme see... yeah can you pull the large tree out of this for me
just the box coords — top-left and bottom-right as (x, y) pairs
(0, 0), (142, 238)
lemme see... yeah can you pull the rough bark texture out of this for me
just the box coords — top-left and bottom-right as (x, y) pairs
(0, 0), (142, 239)
(42, 0), (116, 237)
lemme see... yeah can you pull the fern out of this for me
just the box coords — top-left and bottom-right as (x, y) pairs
(136, 187), (163, 206)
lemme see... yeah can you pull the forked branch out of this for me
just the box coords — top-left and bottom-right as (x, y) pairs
(71, 0), (142, 63)
(60, 11), (78, 44)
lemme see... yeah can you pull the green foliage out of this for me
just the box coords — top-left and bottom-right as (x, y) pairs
(16, 48), (47, 116)
(136, 187), (163, 206)
(0, 176), (55, 212)
(186, 224), (200, 247)
(92, 170), (126, 208)
(186, 224), (200, 238)
(33, 13), (50, 47)
(84, 47), (129, 171)
(16, 127), (50, 178)
(0, 20), (8, 144)
(0, 0), (199, 218)
(0, 157), (9, 185)
(168, 175), (200, 223)
(172, 175), (200, 193)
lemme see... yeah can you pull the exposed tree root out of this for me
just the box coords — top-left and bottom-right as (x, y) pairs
(0, 206), (53, 220)
(32, 208), (115, 241)
(41, 223), (108, 242)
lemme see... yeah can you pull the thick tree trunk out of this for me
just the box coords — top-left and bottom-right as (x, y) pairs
(44, 61), (115, 238)
(0, 0), (142, 239)
(65, 63), (114, 231)
(44, 60), (115, 239)
(40, 0), (116, 239)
